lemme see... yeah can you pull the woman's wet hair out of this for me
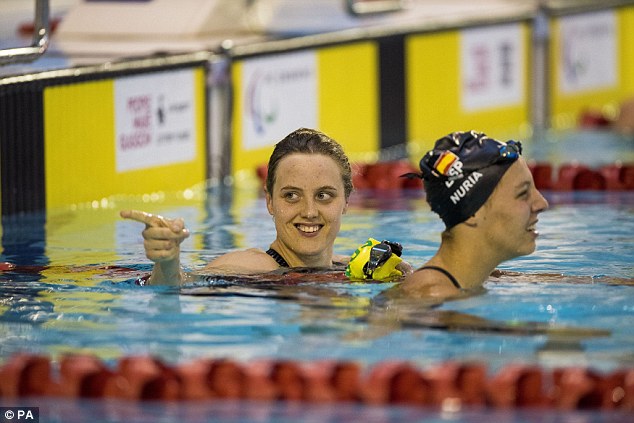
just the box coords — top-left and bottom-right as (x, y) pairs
(404, 130), (522, 229)
(266, 128), (353, 199)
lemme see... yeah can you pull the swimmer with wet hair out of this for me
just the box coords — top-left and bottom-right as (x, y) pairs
(121, 128), (353, 285)
(396, 130), (549, 299)
(121, 127), (412, 285)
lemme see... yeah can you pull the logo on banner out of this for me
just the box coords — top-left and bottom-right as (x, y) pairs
(242, 51), (318, 150)
(460, 23), (523, 111)
(115, 69), (197, 172)
(559, 10), (616, 93)
(119, 94), (152, 152)
(246, 71), (280, 135)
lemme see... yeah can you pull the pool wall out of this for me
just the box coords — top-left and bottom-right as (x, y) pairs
(0, 58), (210, 217)
(1, 1), (633, 217)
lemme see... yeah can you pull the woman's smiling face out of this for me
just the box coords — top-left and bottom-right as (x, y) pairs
(477, 158), (549, 261)
(266, 153), (348, 267)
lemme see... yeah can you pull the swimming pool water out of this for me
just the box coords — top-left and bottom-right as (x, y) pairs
(1, 188), (632, 375)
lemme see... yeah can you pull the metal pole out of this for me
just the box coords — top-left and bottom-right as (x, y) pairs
(530, 4), (551, 138)
(0, 0), (50, 66)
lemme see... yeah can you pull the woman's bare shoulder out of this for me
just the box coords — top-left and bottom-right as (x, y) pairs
(399, 269), (461, 299)
(202, 248), (279, 275)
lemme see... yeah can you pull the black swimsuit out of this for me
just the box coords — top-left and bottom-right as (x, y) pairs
(419, 266), (462, 289)
(266, 248), (290, 268)
(265, 248), (346, 270)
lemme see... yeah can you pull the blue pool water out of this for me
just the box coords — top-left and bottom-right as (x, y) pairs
(1, 188), (632, 373)
(0, 187), (633, 421)
(1, 133), (634, 423)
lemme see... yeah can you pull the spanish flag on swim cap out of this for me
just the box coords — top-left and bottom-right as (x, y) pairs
(402, 131), (522, 229)
(433, 151), (460, 177)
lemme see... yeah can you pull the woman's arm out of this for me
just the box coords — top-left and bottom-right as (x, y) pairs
(120, 210), (189, 285)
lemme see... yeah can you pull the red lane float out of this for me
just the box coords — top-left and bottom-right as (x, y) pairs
(530, 162), (634, 191)
(528, 163), (553, 190)
(0, 262), (16, 271)
(258, 161), (634, 192)
(554, 164), (605, 191)
(358, 161), (423, 190)
(578, 109), (614, 129)
(258, 161), (423, 191)
(1, 353), (633, 411)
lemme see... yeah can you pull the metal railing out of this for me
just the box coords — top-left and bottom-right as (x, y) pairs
(0, 0), (50, 66)
(346, 0), (406, 15)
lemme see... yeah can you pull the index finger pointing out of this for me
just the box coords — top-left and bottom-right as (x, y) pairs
(120, 209), (167, 228)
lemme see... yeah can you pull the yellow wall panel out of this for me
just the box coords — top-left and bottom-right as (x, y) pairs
(44, 68), (206, 209)
(230, 61), (272, 186)
(619, 6), (634, 98)
(406, 31), (460, 153)
(406, 25), (530, 157)
(44, 80), (115, 208)
(550, 8), (634, 130)
(231, 43), (379, 184)
(317, 42), (379, 162)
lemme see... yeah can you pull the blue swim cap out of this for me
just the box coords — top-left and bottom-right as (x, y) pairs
(404, 131), (522, 229)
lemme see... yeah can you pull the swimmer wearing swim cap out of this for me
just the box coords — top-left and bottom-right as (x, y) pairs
(394, 130), (549, 299)
(404, 130), (524, 229)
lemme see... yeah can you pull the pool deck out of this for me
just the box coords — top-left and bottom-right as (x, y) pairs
(3, 0), (539, 74)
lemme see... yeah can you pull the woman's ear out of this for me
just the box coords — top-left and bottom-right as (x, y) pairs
(265, 190), (274, 215)
(463, 214), (478, 227)
(342, 200), (349, 215)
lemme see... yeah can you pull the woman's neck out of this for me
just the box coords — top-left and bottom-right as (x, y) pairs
(430, 238), (500, 290)
(269, 240), (333, 268)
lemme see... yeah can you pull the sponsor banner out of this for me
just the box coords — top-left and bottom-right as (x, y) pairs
(460, 23), (524, 111)
(558, 10), (617, 94)
(115, 69), (196, 172)
(241, 51), (318, 150)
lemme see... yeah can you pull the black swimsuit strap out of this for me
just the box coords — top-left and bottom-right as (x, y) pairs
(419, 265), (462, 289)
(266, 248), (290, 268)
